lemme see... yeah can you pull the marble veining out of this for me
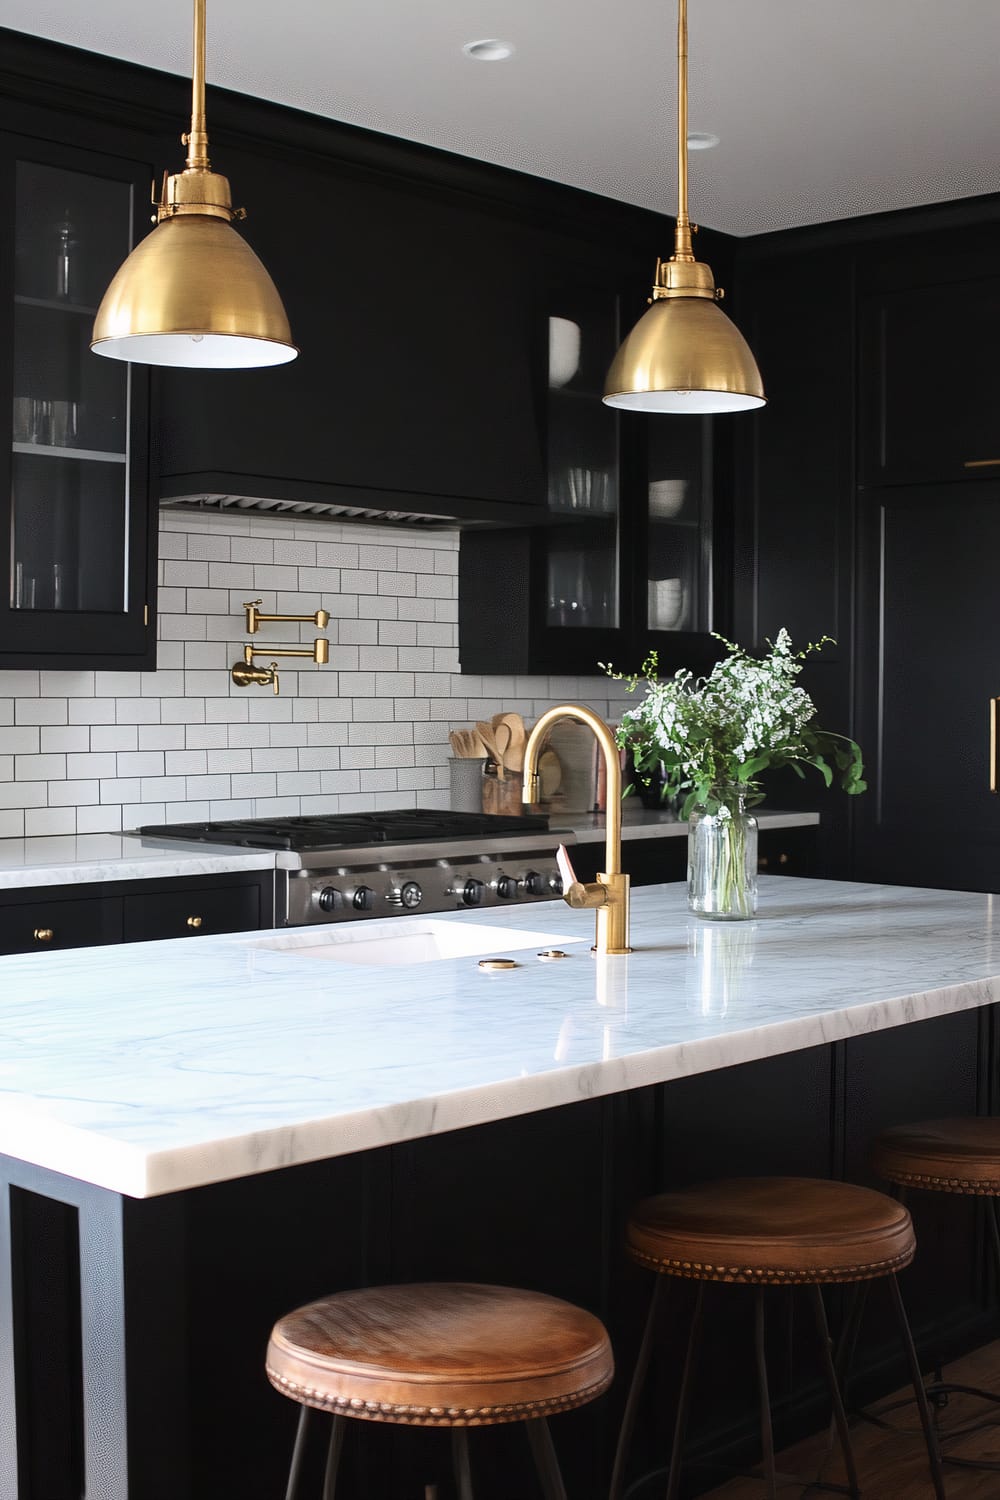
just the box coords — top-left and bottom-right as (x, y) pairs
(0, 876), (991, 1199)
(0, 833), (276, 888)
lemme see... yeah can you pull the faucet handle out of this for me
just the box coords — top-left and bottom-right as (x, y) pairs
(555, 845), (608, 910)
(269, 663), (280, 696)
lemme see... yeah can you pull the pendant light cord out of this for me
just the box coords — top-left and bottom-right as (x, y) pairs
(674, 0), (694, 263)
(186, 0), (210, 171)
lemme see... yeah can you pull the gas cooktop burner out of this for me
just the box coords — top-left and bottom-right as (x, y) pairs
(136, 808), (550, 852)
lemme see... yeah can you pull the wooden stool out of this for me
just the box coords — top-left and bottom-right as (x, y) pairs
(610, 1176), (947, 1500)
(872, 1116), (1000, 1470)
(266, 1281), (614, 1499)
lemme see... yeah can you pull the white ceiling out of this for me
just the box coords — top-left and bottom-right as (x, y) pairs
(1, 0), (998, 237)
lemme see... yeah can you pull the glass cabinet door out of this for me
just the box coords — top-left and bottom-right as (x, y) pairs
(545, 287), (620, 631)
(645, 414), (713, 636)
(1, 135), (152, 665)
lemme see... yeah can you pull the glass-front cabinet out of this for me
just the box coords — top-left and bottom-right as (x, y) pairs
(458, 276), (720, 677)
(0, 134), (154, 667)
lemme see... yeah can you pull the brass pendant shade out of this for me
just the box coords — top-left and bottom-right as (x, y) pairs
(91, 0), (296, 369)
(603, 0), (763, 414)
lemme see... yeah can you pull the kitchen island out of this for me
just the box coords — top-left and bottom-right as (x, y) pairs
(1, 876), (997, 1498)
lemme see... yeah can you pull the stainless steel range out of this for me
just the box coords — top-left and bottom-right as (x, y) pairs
(135, 809), (570, 925)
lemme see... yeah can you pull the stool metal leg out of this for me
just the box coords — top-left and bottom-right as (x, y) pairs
(754, 1287), (777, 1500)
(665, 1281), (705, 1500)
(321, 1414), (347, 1500)
(811, 1285), (860, 1500)
(525, 1418), (569, 1500)
(608, 1273), (666, 1500)
(284, 1405), (313, 1500)
(452, 1427), (475, 1500)
(887, 1273), (947, 1500)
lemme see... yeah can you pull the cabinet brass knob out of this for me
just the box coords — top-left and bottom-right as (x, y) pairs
(33, 928), (54, 942)
(187, 915), (203, 929)
(758, 857), (769, 869)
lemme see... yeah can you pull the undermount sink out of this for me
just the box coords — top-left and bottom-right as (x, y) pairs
(249, 919), (581, 967)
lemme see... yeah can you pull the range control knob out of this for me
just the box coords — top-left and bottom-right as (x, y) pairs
(317, 886), (344, 913)
(550, 873), (564, 896)
(352, 885), (375, 912)
(496, 875), (519, 900)
(523, 870), (546, 897)
(398, 880), (423, 909)
(462, 878), (485, 907)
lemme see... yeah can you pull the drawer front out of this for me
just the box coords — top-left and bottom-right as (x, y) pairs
(122, 883), (261, 943)
(0, 894), (120, 955)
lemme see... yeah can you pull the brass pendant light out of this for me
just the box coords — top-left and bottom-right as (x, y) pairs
(603, 0), (764, 413)
(91, 0), (297, 368)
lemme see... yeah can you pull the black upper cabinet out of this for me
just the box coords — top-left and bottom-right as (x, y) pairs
(459, 267), (727, 676)
(0, 131), (155, 668)
(157, 144), (546, 522)
(859, 227), (1000, 488)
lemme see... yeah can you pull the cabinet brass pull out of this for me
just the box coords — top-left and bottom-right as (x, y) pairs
(33, 928), (53, 942)
(758, 856), (769, 869)
(187, 915), (203, 929)
(964, 459), (1000, 468)
(991, 698), (1000, 793)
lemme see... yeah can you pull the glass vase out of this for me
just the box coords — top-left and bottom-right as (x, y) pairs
(687, 786), (758, 920)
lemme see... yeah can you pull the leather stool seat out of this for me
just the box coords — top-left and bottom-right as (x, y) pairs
(612, 1176), (945, 1500)
(871, 1116), (1000, 1195)
(267, 1282), (613, 1428)
(627, 1176), (916, 1284)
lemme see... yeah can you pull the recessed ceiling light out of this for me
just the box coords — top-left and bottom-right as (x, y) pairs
(462, 38), (515, 62)
(687, 131), (720, 151)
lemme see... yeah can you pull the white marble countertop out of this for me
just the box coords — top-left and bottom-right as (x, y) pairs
(569, 806), (819, 844)
(0, 876), (995, 1200)
(0, 833), (277, 889)
(0, 811), (819, 890)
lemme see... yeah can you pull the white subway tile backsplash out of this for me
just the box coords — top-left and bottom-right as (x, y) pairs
(0, 513), (628, 837)
(117, 752), (165, 778)
(16, 699), (68, 725)
(24, 807), (76, 837)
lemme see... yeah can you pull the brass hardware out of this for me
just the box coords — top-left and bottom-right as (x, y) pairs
(33, 928), (53, 942)
(603, 0), (764, 413)
(187, 915), (203, 929)
(91, 0), (296, 368)
(143, 603), (149, 626)
(523, 705), (632, 956)
(990, 698), (1000, 793)
(231, 654), (280, 695)
(965, 459), (1000, 468)
(537, 950), (570, 961)
(243, 599), (330, 634)
(231, 638), (328, 694)
(478, 958), (518, 971)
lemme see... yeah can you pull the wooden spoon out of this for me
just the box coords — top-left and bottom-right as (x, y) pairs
(492, 712), (526, 772)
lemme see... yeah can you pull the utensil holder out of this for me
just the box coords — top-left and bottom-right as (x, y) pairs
(482, 769), (524, 817)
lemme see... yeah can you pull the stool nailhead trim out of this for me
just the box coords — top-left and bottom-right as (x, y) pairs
(264, 1366), (614, 1427)
(880, 1168), (1000, 1196)
(626, 1244), (915, 1285)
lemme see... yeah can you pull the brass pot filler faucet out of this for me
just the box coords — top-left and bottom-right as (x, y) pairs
(522, 705), (632, 956)
(231, 599), (330, 695)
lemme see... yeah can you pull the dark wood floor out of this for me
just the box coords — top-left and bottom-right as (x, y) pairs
(701, 1340), (1000, 1498)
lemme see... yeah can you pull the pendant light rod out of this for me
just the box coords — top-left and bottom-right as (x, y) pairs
(675, 0), (694, 262)
(186, 0), (210, 172)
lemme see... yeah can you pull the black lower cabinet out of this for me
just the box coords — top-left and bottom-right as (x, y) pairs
(0, 871), (273, 955)
(571, 824), (817, 887)
(7, 1005), (994, 1500)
